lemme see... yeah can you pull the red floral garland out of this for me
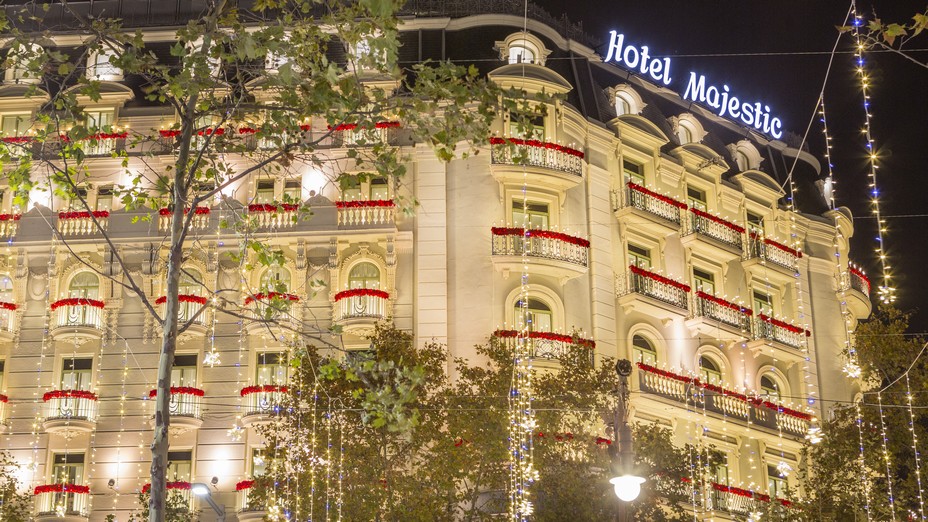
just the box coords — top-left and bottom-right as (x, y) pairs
(58, 210), (109, 220)
(595, 437), (612, 446)
(490, 227), (590, 248)
(335, 200), (395, 209)
(248, 203), (299, 213)
(43, 389), (98, 402)
(148, 386), (205, 398)
(238, 127), (259, 135)
(159, 129), (181, 138)
(749, 233), (802, 258)
(0, 394), (7, 403)
(695, 291), (752, 316)
(240, 384), (289, 397)
(197, 127), (225, 136)
(0, 301), (16, 311)
(628, 265), (691, 292)
(848, 264), (871, 287)
(34, 483), (90, 495)
(536, 431), (575, 442)
(329, 121), (401, 132)
(493, 329), (596, 349)
(82, 132), (128, 141)
(488, 136), (585, 159)
(636, 363), (813, 421)
(244, 292), (300, 306)
(757, 314), (811, 337)
(626, 182), (688, 209)
(1, 136), (34, 144)
(154, 294), (208, 306)
(50, 297), (105, 310)
(0, 214), (21, 221)
(236, 480), (255, 491)
(333, 288), (390, 302)
(689, 208), (745, 233)
(158, 206), (211, 216)
(141, 481), (190, 494)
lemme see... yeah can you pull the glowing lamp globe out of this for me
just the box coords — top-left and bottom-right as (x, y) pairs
(610, 475), (645, 502)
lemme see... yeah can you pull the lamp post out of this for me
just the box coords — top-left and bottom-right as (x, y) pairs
(609, 359), (645, 519)
(191, 483), (226, 522)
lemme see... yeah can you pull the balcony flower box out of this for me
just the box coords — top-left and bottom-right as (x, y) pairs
(489, 136), (584, 176)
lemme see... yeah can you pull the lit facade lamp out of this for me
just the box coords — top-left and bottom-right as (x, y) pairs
(609, 359), (646, 505)
(191, 482), (226, 521)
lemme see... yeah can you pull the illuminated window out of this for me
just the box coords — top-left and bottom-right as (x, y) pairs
(60, 358), (92, 391)
(1, 114), (30, 136)
(85, 109), (114, 130)
(51, 453), (85, 485)
(746, 212), (764, 236)
(615, 95), (631, 116)
(87, 49), (122, 80)
(512, 201), (549, 229)
(631, 335), (657, 364)
(256, 352), (287, 386)
(261, 266), (291, 293)
(514, 298), (552, 332)
(767, 464), (787, 498)
(509, 113), (545, 140)
(256, 180), (275, 204)
(627, 244), (651, 270)
(692, 268), (715, 295)
(753, 290), (773, 316)
(172, 354), (198, 388)
(68, 272), (100, 299)
(699, 355), (722, 386)
(370, 177), (389, 200)
(686, 186), (707, 211)
(348, 262), (380, 290)
(341, 177), (362, 202)
(4, 42), (42, 84)
(283, 180), (302, 203)
(676, 124), (693, 145)
(623, 160), (644, 185)
(179, 268), (203, 297)
(95, 186), (113, 212)
(0, 274), (12, 303)
(251, 448), (267, 477)
(167, 451), (192, 482)
(508, 44), (537, 65)
(713, 453), (729, 485)
(760, 374), (781, 402)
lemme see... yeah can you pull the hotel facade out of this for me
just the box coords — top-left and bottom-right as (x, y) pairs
(0, 1), (871, 520)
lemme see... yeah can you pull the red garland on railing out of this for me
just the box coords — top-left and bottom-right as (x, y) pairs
(82, 132), (128, 141)
(328, 121), (401, 131)
(689, 208), (745, 233)
(333, 288), (390, 302)
(628, 265), (691, 292)
(235, 480), (256, 491)
(34, 483), (90, 495)
(492, 329), (596, 349)
(1, 136), (34, 144)
(148, 386), (205, 398)
(159, 129), (181, 138)
(196, 127), (225, 136)
(244, 292), (300, 306)
(0, 214), (21, 221)
(636, 362), (813, 421)
(695, 291), (753, 316)
(43, 389), (98, 402)
(50, 297), (105, 310)
(0, 301), (17, 311)
(155, 294), (208, 306)
(248, 203), (299, 213)
(595, 437), (613, 446)
(240, 384), (289, 397)
(238, 127), (259, 135)
(626, 182), (688, 209)
(335, 200), (395, 209)
(848, 264), (871, 286)
(488, 136), (585, 159)
(0, 394), (8, 403)
(158, 206), (211, 216)
(141, 481), (191, 494)
(749, 233), (802, 258)
(58, 210), (109, 220)
(758, 314), (811, 337)
(490, 227), (591, 248)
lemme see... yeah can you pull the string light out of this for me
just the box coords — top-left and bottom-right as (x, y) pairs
(876, 391), (898, 520)
(905, 373), (926, 519)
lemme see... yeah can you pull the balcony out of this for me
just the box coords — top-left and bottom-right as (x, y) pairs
(241, 385), (288, 426)
(331, 121), (400, 148)
(681, 208), (744, 259)
(743, 234), (801, 284)
(236, 479), (267, 520)
(617, 265), (690, 320)
(489, 137), (584, 190)
(42, 390), (98, 437)
(79, 133), (127, 157)
(247, 203), (299, 229)
(708, 483), (793, 515)
(157, 294), (208, 336)
(492, 330), (595, 366)
(612, 182), (686, 236)
(752, 315), (809, 351)
(148, 387), (204, 433)
(34, 484), (90, 521)
(244, 292), (301, 335)
(0, 213), (20, 238)
(49, 299), (105, 341)
(158, 206), (211, 233)
(844, 263), (872, 318)
(141, 482), (194, 514)
(332, 289), (390, 335)
(636, 362), (812, 438)
(57, 210), (108, 236)
(336, 200), (396, 227)
(490, 227), (589, 281)
(687, 292), (752, 341)
(0, 302), (18, 341)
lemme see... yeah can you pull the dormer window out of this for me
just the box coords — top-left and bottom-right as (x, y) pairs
(677, 124), (693, 145)
(728, 140), (762, 171)
(496, 32), (550, 67)
(672, 113), (707, 145)
(87, 48), (123, 81)
(4, 42), (43, 84)
(615, 95), (631, 116)
(611, 85), (645, 117)
(509, 43), (537, 65)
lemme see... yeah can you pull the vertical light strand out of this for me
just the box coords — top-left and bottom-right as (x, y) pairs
(854, 398), (873, 518)
(31, 240), (58, 486)
(818, 99), (837, 209)
(850, 3), (894, 304)
(876, 391), (897, 519)
(906, 373), (926, 519)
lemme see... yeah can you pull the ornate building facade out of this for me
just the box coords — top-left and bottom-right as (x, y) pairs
(0, 1), (871, 520)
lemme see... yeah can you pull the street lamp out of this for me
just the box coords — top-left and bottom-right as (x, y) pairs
(609, 359), (646, 503)
(191, 482), (226, 521)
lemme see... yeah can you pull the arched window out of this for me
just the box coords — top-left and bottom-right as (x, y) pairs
(514, 297), (552, 332)
(632, 335), (657, 364)
(508, 44), (537, 65)
(179, 268), (203, 296)
(348, 262), (380, 290)
(615, 95), (631, 117)
(5, 42), (43, 84)
(68, 272), (100, 299)
(87, 48), (122, 80)
(261, 266), (291, 293)
(735, 151), (750, 172)
(760, 374), (781, 402)
(699, 355), (722, 385)
(0, 275), (12, 304)
(677, 124), (693, 145)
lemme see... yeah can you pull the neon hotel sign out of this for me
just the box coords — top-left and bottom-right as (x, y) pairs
(604, 30), (783, 139)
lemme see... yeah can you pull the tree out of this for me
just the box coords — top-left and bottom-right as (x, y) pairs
(841, 5), (928, 70)
(0, 0), (529, 518)
(797, 306), (928, 520)
(0, 451), (31, 520)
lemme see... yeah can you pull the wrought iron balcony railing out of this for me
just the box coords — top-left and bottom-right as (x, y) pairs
(490, 227), (589, 268)
(683, 208), (744, 251)
(612, 182), (686, 225)
(489, 137), (584, 176)
(746, 233), (801, 271)
(618, 265), (690, 311)
(692, 292), (752, 331)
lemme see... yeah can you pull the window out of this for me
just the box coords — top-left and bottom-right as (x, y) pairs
(686, 187), (707, 211)
(512, 201), (549, 229)
(767, 464), (787, 498)
(167, 451), (192, 482)
(735, 151), (750, 172)
(713, 454), (730, 485)
(348, 262), (380, 290)
(61, 358), (93, 391)
(172, 355), (198, 388)
(5, 43), (42, 84)
(677, 124), (693, 145)
(87, 49), (122, 80)
(615, 95), (631, 117)
(85, 109), (114, 130)
(628, 244), (651, 270)
(508, 44), (537, 65)
(370, 177), (389, 200)
(622, 160), (644, 185)
(256, 352), (287, 386)
(746, 212), (764, 236)
(95, 186), (113, 212)
(509, 113), (545, 140)
(497, 33), (549, 66)
(692, 268), (715, 295)
(753, 290), (773, 315)
(261, 266), (291, 293)
(1, 114), (29, 136)
(283, 180), (302, 203)
(760, 374), (780, 402)
(699, 356), (722, 386)
(631, 335), (657, 365)
(0, 274), (12, 304)
(251, 448), (267, 477)
(514, 298), (552, 332)
(178, 268), (203, 297)
(51, 453), (85, 484)
(341, 177), (362, 202)
(256, 180), (275, 204)
(68, 272), (100, 299)
(0, 360), (5, 392)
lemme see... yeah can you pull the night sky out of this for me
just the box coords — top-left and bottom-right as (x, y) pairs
(535, 0), (928, 330)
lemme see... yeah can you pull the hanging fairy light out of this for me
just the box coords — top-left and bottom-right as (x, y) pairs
(905, 373), (926, 519)
(876, 391), (898, 520)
